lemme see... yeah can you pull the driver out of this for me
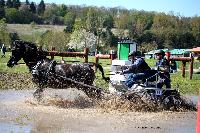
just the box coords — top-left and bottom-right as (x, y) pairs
(121, 51), (155, 89)
(155, 50), (171, 88)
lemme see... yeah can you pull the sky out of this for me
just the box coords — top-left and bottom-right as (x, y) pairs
(24, 0), (200, 17)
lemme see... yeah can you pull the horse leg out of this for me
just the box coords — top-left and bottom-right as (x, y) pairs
(33, 86), (44, 101)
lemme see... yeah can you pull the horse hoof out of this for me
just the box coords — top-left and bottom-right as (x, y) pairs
(33, 91), (43, 101)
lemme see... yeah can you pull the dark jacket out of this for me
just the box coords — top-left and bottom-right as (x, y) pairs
(156, 58), (170, 78)
(123, 58), (150, 74)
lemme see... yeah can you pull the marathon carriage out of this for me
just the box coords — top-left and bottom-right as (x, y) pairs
(108, 60), (195, 110)
(106, 40), (188, 110)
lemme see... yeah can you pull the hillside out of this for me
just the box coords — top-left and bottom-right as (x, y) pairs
(7, 24), (66, 36)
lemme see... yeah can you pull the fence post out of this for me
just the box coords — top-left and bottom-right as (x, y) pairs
(51, 46), (55, 51)
(50, 46), (55, 60)
(110, 50), (115, 64)
(189, 53), (193, 80)
(84, 48), (89, 63)
(94, 56), (99, 72)
(182, 61), (186, 78)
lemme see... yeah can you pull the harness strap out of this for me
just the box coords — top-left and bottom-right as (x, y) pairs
(46, 60), (57, 75)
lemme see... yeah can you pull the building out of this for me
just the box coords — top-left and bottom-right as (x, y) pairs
(144, 49), (190, 59)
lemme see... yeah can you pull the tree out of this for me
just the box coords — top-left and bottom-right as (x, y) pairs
(103, 14), (114, 29)
(86, 8), (98, 34)
(114, 11), (130, 29)
(128, 11), (154, 41)
(19, 4), (29, 11)
(190, 17), (200, 45)
(18, 4), (41, 24)
(178, 31), (195, 48)
(13, 0), (21, 9)
(85, 8), (106, 51)
(151, 30), (165, 49)
(47, 15), (64, 25)
(0, 7), (5, 19)
(138, 42), (158, 54)
(43, 4), (57, 24)
(0, 19), (11, 46)
(0, 18), (6, 31)
(138, 30), (156, 44)
(0, 0), (5, 7)
(63, 11), (76, 33)
(152, 13), (177, 30)
(73, 18), (85, 31)
(6, 0), (13, 8)
(16, 0), (21, 8)
(37, 0), (45, 15)
(102, 28), (118, 48)
(5, 8), (20, 23)
(39, 30), (70, 51)
(30, 2), (36, 14)
(18, 6), (38, 24)
(57, 4), (68, 17)
(68, 28), (97, 51)
(162, 29), (178, 49)
(25, 0), (29, 5)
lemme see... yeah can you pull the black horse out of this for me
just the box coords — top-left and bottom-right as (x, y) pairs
(7, 40), (109, 98)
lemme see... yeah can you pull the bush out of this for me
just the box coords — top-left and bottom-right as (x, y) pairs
(39, 30), (70, 51)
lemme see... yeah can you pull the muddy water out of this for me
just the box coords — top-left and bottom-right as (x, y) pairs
(0, 122), (31, 133)
(0, 88), (198, 133)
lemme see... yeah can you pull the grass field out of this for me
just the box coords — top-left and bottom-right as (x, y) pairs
(7, 24), (66, 35)
(0, 52), (200, 94)
(7, 24), (66, 41)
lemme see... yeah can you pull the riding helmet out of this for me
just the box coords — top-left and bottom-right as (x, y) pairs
(155, 49), (165, 56)
(128, 51), (137, 57)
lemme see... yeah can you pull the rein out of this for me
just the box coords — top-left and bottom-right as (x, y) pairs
(17, 62), (36, 65)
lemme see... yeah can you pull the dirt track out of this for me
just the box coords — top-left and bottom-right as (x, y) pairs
(0, 88), (197, 133)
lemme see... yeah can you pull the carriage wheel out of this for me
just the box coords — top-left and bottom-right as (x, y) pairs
(161, 95), (182, 110)
(121, 91), (141, 101)
(140, 91), (158, 109)
(177, 96), (197, 111)
(122, 90), (158, 111)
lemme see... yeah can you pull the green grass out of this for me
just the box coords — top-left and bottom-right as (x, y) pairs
(176, 60), (200, 70)
(146, 59), (200, 95)
(0, 52), (29, 73)
(1, 53), (200, 94)
(171, 71), (200, 95)
(145, 59), (157, 67)
(0, 63), (29, 73)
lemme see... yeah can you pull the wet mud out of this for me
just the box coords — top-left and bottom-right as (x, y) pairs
(0, 72), (198, 133)
(0, 88), (197, 133)
(0, 72), (36, 89)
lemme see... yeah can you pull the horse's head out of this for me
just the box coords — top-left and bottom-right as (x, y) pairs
(7, 41), (25, 67)
(7, 40), (37, 68)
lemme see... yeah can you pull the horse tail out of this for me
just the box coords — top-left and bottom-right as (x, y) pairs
(93, 63), (110, 82)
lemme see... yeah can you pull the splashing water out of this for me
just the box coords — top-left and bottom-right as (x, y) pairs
(0, 73), (197, 112)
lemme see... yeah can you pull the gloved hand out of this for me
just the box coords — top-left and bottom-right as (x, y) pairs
(115, 71), (121, 74)
(151, 67), (158, 70)
(154, 66), (163, 71)
(119, 71), (123, 75)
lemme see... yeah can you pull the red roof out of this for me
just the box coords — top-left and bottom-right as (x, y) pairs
(190, 47), (200, 52)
